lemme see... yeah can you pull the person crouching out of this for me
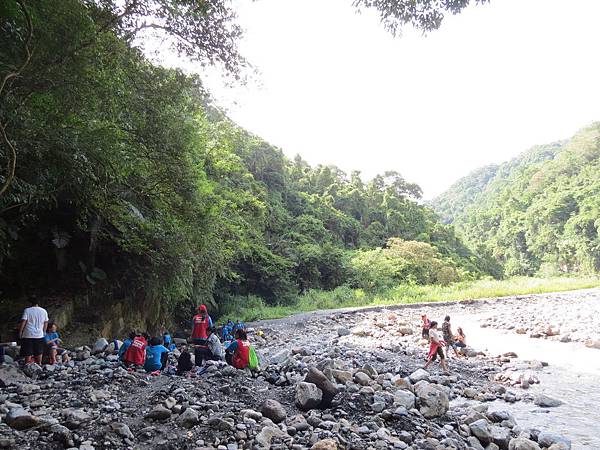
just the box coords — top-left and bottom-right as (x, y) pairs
(225, 329), (251, 369)
(194, 327), (223, 365)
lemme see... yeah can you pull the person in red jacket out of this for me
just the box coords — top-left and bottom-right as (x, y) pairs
(191, 305), (213, 345)
(225, 329), (251, 369)
(124, 333), (148, 367)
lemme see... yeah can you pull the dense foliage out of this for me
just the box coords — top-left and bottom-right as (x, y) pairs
(431, 124), (600, 277)
(1, 0), (490, 322)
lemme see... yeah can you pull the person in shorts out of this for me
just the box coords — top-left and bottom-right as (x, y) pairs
(421, 314), (431, 340)
(442, 315), (461, 358)
(19, 298), (49, 365)
(44, 322), (70, 364)
(424, 321), (449, 374)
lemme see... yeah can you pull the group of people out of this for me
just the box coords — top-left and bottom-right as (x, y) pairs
(11, 299), (257, 376)
(420, 314), (467, 374)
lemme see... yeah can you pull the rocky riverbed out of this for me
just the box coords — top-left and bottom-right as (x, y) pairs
(2, 290), (595, 450)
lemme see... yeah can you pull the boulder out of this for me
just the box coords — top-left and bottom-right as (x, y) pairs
(331, 369), (352, 384)
(409, 368), (430, 383)
(255, 425), (285, 449)
(110, 423), (134, 439)
(508, 438), (541, 450)
(491, 424), (511, 449)
(534, 394), (562, 407)
(305, 367), (339, 407)
(6, 408), (40, 430)
(414, 381), (449, 418)
(295, 382), (323, 411)
(176, 408), (199, 428)
(393, 389), (416, 409)
(354, 371), (371, 386)
(0, 365), (29, 387)
(62, 408), (92, 429)
(260, 399), (286, 423)
(144, 406), (172, 421)
(398, 326), (413, 335)
(469, 419), (492, 446)
(311, 438), (338, 449)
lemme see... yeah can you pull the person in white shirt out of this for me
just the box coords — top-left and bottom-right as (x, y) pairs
(19, 298), (49, 365)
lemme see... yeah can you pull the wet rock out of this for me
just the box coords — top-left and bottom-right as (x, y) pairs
(176, 408), (199, 428)
(534, 394), (562, 407)
(414, 381), (449, 418)
(537, 431), (571, 449)
(295, 382), (323, 411)
(144, 406), (172, 421)
(508, 438), (541, 450)
(260, 399), (286, 423)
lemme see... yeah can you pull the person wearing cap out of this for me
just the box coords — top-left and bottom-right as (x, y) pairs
(191, 304), (213, 345)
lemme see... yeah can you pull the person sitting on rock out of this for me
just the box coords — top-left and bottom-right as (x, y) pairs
(442, 316), (461, 358)
(225, 329), (251, 369)
(421, 314), (431, 341)
(44, 322), (69, 364)
(454, 327), (467, 354)
(118, 331), (136, 361)
(123, 332), (147, 368)
(424, 321), (450, 374)
(194, 326), (223, 366)
(176, 347), (193, 376)
(144, 336), (169, 374)
(191, 305), (213, 345)
(162, 331), (176, 351)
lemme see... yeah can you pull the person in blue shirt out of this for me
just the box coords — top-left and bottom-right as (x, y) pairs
(44, 323), (69, 364)
(118, 332), (136, 362)
(144, 336), (169, 373)
(162, 332), (176, 351)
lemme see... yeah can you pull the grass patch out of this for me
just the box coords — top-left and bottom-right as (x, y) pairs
(220, 276), (600, 323)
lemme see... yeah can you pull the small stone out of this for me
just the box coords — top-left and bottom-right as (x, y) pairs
(311, 438), (338, 449)
(144, 406), (172, 421)
(534, 394), (562, 407)
(176, 408), (199, 428)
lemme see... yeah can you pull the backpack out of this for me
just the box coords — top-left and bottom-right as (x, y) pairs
(248, 345), (259, 370)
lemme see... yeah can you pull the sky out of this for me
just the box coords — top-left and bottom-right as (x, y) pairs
(160, 0), (600, 199)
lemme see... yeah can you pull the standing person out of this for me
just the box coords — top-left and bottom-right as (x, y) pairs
(421, 314), (431, 341)
(19, 298), (49, 365)
(424, 321), (449, 374)
(442, 316), (461, 358)
(123, 333), (147, 368)
(225, 329), (251, 369)
(191, 305), (213, 345)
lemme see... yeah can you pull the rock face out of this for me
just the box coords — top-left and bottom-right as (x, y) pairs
(295, 382), (323, 411)
(414, 381), (449, 418)
(260, 399), (286, 423)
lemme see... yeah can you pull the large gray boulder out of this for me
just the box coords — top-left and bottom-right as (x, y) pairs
(414, 380), (449, 418)
(261, 399), (286, 423)
(295, 382), (323, 411)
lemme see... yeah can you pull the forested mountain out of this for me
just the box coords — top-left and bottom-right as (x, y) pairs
(432, 124), (600, 277)
(0, 0), (488, 326)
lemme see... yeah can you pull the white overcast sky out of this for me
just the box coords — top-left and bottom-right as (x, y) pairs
(156, 0), (600, 199)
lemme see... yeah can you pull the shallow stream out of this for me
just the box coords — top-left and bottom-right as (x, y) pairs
(451, 313), (600, 449)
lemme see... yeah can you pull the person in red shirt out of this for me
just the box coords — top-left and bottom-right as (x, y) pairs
(191, 305), (213, 345)
(123, 333), (148, 367)
(225, 329), (250, 369)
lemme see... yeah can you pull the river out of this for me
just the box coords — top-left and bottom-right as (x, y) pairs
(452, 313), (600, 449)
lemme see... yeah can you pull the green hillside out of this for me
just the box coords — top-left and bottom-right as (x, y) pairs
(432, 124), (600, 277)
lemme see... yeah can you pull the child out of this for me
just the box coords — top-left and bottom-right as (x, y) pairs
(123, 333), (147, 367)
(176, 347), (193, 376)
(421, 314), (431, 340)
(44, 323), (69, 364)
(424, 321), (449, 374)
(144, 337), (169, 373)
(225, 329), (251, 369)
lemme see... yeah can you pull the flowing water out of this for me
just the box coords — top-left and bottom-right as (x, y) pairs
(451, 313), (600, 449)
